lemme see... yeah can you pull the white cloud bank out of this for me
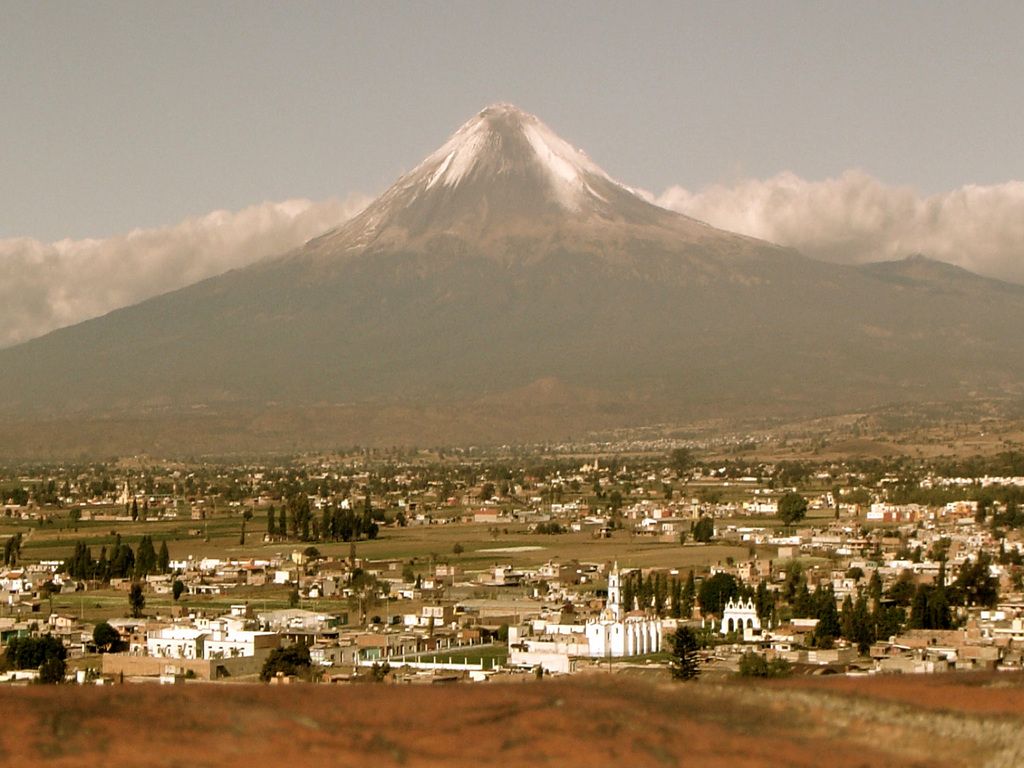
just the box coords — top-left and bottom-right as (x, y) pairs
(656, 170), (1024, 285)
(3, 171), (1023, 348)
(0, 196), (367, 347)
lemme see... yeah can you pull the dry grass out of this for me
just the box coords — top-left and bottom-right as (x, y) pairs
(1, 674), (1020, 767)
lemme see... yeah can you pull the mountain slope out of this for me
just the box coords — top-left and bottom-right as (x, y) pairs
(1, 105), (1023, 450)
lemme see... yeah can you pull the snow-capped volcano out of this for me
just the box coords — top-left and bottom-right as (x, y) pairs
(5, 102), (1024, 456)
(419, 104), (615, 207)
(308, 103), (706, 254)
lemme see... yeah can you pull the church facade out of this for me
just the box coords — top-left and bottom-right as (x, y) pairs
(719, 596), (762, 636)
(508, 563), (664, 673)
(584, 563), (662, 657)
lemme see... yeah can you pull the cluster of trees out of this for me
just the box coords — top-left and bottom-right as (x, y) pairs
(977, 493), (1024, 531)
(3, 533), (22, 566)
(781, 564), (900, 651)
(886, 553), (999, 631)
(691, 517), (714, 543)
(775, 555), (999, 650)
(738, 652), (792, 678)
(696, 572), (776, 628)
(935, 450), (1024, 479)
(64, 535), (171, 582)
(0, 486), (30, 506)
(697, 572), (741, 616)
(533, 522), (566, 535)
(3, 635), (66, 684)
(620, 569), (695, 619)
(266, 493), (380, 543)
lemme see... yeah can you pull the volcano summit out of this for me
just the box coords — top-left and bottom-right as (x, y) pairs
(2, 105), (1023, 453)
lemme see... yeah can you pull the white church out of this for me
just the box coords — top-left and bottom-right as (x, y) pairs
(719, 596), (762, 638)
(509, 563), (663, 673)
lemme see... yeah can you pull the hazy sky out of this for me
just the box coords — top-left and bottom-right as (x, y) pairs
(5, 1), (1023, 240)
(2, 2), (1024, 346)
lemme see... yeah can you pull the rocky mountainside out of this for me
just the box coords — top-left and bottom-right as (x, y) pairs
(1, 105), (1023, 450)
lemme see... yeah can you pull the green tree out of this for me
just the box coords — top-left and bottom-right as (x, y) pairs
(754, 579), (775, 625)
(813, 586), (841, 648)
(909, 584), (952, 630)
(5, 634), (67, 684)
(267, 506), (277, 538)
(781, 561), (804, 604)
(260, 644), (312, 681)
(692, 516), (714, 543)
(887, 569), (916, 606)
(680, 570), (696, 618)
(953, 551), (999, 608)
(653, 572), (668, 615)
(698, 572), (739, 616)
(777, 492), (808, 526)
(621, 571), (636, 613)
(135, 535), (157, 577)
(609, 490), (623, 512)
(157, 540), (170, 574)
(669, 577), (683, 619)
(3, 533), (23, 566)
(850, 592), (874, 653)
(867, 570), (883, 608)
(38, 656), (66, 684)
(738, 652), (792, 678)
(873, 603), (906, 642)
(669, 626), (701, 680)
(172, 579), (185, 601)
(128, 583), (145, 618)
(93, 621), (124, 653)
(670, 447), (694, 476)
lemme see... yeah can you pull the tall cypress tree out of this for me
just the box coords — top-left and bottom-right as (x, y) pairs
(670, 577), (683, 618)
(681, 570), (696, 618)
(157, 540), (170, 573)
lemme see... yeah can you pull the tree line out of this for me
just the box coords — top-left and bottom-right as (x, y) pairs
(265, 493), (380, 543)
(64, 534), (170, 582)
(619, 569), (696, 619)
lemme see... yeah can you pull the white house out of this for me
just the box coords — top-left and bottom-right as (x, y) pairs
(147, 627), (208, 659)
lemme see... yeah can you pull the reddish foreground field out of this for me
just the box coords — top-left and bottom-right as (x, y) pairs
(3, 673), (1024, 767)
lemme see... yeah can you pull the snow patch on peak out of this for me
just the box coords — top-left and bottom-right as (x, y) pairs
(478, 102), (524, 118)
(521, 120), (611, 209)
(424, 113), (495, 190)
(419, 104), (619, 210)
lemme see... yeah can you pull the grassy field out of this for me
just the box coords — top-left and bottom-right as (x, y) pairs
(5, 497), (815, 628)
(13, 507), (755, 576)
